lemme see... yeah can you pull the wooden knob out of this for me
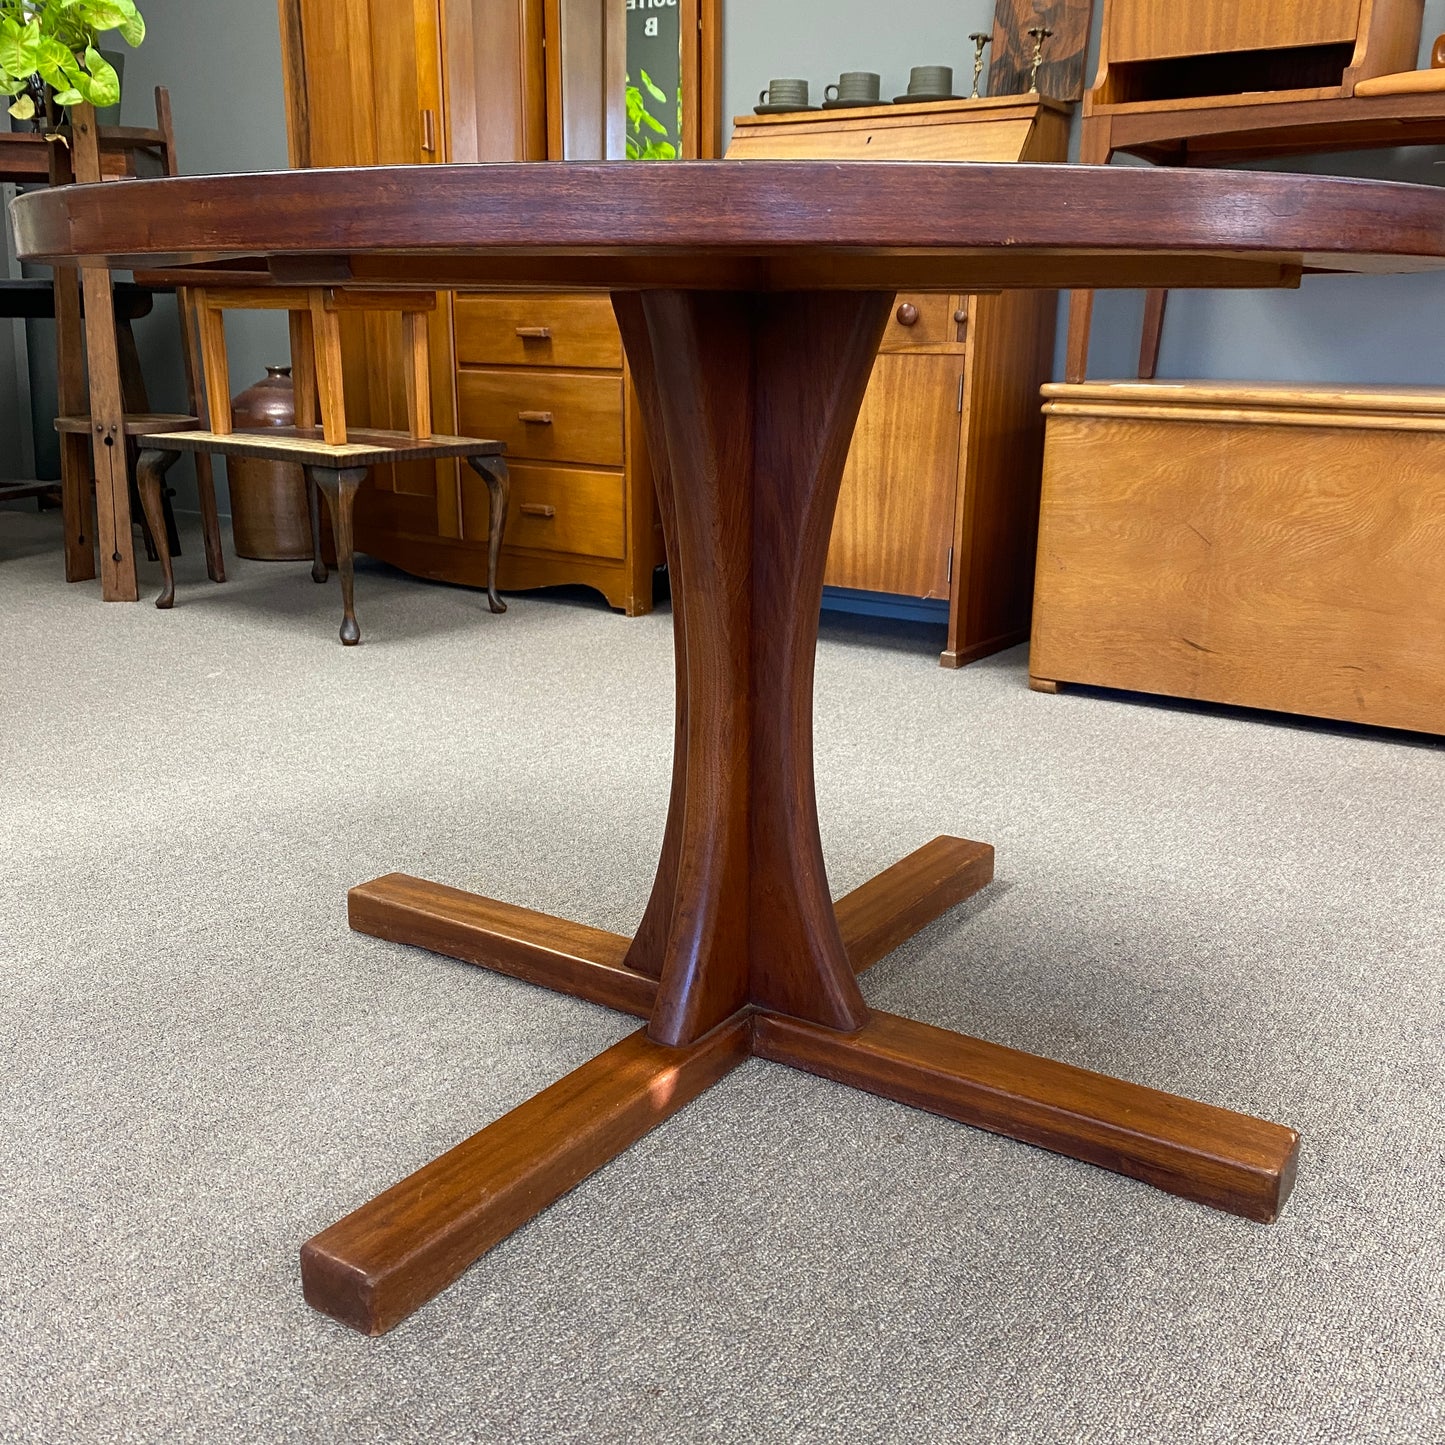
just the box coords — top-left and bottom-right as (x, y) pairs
(896, 302), (919, 326)
(519, 502), (556, 519)
(518, 410), (554, 424)
(1434, 33), (1445, 68)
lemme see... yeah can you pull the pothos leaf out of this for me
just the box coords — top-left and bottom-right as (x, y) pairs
(0, 18), (43, 79)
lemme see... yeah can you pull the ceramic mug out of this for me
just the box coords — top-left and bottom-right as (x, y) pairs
(826, 71), (881, 103)
(907, 64), (953, 96)
(759, 78), (809, 107)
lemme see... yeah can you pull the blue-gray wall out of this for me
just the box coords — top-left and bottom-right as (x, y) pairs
(18, 0), (1445, 506)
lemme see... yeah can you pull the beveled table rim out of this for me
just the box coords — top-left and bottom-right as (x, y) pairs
(13, 161), (1445, 289)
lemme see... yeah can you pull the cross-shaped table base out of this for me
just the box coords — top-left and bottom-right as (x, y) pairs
(301, 836), (1296, 1336)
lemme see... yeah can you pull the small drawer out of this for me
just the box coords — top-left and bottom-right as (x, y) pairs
(454, 292), (623, 369)
(464, 462), (626, 561)
(880, 293), (959, 351)
(458, 368), (624, 466)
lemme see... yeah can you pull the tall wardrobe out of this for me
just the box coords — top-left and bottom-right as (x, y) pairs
(277, 0), (721, 614)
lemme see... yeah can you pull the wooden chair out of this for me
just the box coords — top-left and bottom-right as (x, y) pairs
(143, 285), (510, 644)
(50, 88), (225, 594)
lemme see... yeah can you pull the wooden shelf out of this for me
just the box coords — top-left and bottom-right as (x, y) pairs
(149, 426), (504, 469)
(1099, 86), (1445, 163)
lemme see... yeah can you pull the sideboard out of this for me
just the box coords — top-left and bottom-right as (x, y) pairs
(727, 97), (1070, 666)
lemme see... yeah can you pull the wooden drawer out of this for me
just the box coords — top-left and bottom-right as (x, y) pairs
(464, 461), (626, 561)
(454, 292), (623, 369)
(457, 368), (624, 466)
(880, 293), (962, 352)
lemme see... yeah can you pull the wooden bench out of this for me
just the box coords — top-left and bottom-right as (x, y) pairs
(142, 284), (510, 645)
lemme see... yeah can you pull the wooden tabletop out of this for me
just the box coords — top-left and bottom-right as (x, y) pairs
(13, 161), (1445, 293)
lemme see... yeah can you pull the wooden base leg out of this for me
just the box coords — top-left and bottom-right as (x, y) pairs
(307, 465), (366, 644)
(59, 432), (96, 583)
(465, 454), (509, 614)
(835, 836), (994, 974)
(348, 873), (659, 1019)
(194, 451), (226, 583)
(1028, 676), (1062, 694)
(301, 1016), (751, 1335)
(135, 449), (182, 609)
(306, 474), (328, 583)
(347, 840), (994, 1023)
(752, 1010), (1300, 1224)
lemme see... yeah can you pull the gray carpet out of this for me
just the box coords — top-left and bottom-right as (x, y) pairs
(2, 507), (1442, 1445)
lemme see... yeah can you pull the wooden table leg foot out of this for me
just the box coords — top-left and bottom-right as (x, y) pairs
(465, 454), (509, 614)
(135, 448), (181, 609)
(348, 873), (660, 1018)
(306, 473), (328, 583)
(308, 464), (365, 644)
(836, 836), (995, 974)
(301, 1016), (751, 1335)
(1028, 676), (1062, 694)
(753, 1009), (1299, 1223)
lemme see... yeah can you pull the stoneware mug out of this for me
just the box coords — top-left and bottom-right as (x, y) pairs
(826, 71), (881, 103)
(760, 78), (809, 107)
(907, 64), (953, 96)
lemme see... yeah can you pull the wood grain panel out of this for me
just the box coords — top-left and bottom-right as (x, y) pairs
(457, 367), (623, 464)
(445, 0), (547, 162)
(826, 352), (962, 598)
(454, 291), (622, 368)
(1104, 0), (1364, 63)
(726, 114), (1036, 163)
(1030, 402), (1445, 734)
(988, 0), (1096, 101)
(461, 461), (626, 559)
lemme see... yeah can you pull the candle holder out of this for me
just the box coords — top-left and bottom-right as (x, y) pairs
(968, 32), (991, 99)
(1027, 26), (1054, 94)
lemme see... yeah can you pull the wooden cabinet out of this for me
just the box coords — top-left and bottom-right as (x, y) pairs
(727, 97), (1070, 667)
(1089, 0), (1422, 108)
(277, 0), (721, 615)
(1030, 380), (1445, 735)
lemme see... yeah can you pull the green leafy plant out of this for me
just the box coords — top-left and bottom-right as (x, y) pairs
(625, 68), (676, 161)
(0, 0), (146, 125)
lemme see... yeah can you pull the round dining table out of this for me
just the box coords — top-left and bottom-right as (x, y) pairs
(16, 160), (1445, 1335)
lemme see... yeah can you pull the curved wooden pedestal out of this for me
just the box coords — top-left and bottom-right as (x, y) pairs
(301, 290), (1299, 1335)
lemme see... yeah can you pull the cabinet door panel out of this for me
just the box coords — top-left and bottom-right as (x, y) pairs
(827, 352), (962, 599)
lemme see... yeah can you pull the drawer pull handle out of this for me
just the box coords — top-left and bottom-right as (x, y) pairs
(520, 503), (556, 519)
(518, 410), (554, 424)
(895, 302), (919, 326)
(515, 327), (552, 339)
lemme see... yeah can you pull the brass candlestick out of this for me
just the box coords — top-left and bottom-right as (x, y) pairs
(1027, 26), (1053, 94)
(969, 32), (991, 99)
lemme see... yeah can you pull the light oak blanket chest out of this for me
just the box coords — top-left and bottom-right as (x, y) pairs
(1030, 381), (1445, 734)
